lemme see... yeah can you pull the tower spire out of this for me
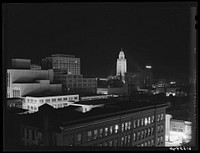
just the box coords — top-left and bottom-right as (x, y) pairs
(121, 48), (123, 51)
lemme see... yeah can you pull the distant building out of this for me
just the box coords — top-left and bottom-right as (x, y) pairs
(54, 74), (97, 94)
(165, 114), (192, 146)
(30, 64), (41, 70)
(19, 100), (168, 146)
(7, 60), (62, 98)
(12, 59), (31, 69)
(116, 49), (127, 83)
(22, 94), (79, 113)
(125, 72), (143, 92)
(141, 66), (153, 89)
(7, 98), (24, 109)
(42, 54), (80, 75)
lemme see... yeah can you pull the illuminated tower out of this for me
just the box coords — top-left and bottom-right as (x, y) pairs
(116, 49), (127, 82)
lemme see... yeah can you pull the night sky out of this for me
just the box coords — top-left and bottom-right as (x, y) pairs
(3, 3), (195, 79)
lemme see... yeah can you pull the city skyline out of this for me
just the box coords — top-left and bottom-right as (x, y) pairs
(3, 3), (196, 79)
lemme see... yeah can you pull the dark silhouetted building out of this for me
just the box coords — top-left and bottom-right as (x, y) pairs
(19, 99), (169, 147)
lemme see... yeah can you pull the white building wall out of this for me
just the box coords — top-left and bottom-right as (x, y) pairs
(23, 94), (79, 112)
(11, 82), (61, 98)
(7, 69), (54, 83)
(7, 69), (55, 98)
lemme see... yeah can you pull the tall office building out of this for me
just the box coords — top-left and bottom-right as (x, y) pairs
(142, 66), (153, 89)
(116, 49), (127, 82)
(42, 54), (80, 75)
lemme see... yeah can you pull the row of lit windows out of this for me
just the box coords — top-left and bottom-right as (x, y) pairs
(171, 125), (184, 132)
(157, 136), (164, 145)
(121, 134), (131, 146)
(137, 139), (154, 147)
(157, 114), (164, 122)
(13, 89), (21, 98)
(157, 124), (164, 133)
(133, 127), (154, 141)
(133, 116), (154, 128)
(87, 124), (119, 142)
(26, 97), (78, 104)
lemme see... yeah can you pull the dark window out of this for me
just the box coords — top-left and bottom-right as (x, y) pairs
(77, 133), (82, 144)
(94, 130), (98, 139)
(137, 131), (140, 140)
(121, 137), (125, 146)
(87, 131), (92, 141)
(109, 140), (113, 146)
(114, 138), (118, 146)
(32, 130), (35, 140)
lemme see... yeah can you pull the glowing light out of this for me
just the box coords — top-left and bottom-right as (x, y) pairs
(144, 118), (148, 125)
(146, 66), (152, 69)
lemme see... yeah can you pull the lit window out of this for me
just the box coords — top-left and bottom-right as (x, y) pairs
(115, 124), (119, 133)
(105, 127), (108, 136)
(137, 119), (140, 127)
(144, 142), (147, 146)
(148, 117), (151, 124)
(148, 128), (151, 136)
(128, 121), (131, 130)
(151, 115), (154, 123)
(157, 114), (160, 122)
(110, 126), (113, 135)
(133, 133), (136, 141)
(161, 114), (164, 120)
(128, 135), (131, 144)
(121, 137), (125, 146)
(99, 128), (103, 137)
(141, 118), (144, 126)
(94, 130), (98, 139)
(125, 122), (128, 130)
(144, 118), (148, 125)
(121, 123), (124, 132)
(157, 137), (160, 145)
(141, 143), (144, 147)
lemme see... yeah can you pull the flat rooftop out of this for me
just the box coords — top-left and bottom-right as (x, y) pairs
(20, 99), (169, 129)
(24, 92), (78, 97)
